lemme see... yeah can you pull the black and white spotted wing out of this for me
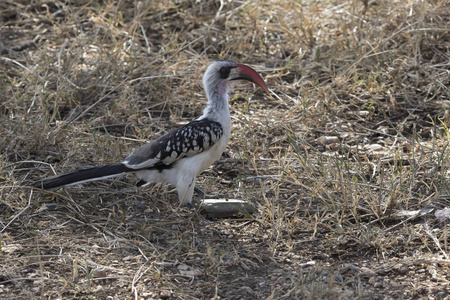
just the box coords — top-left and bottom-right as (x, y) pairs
(123, 119), (223, 169)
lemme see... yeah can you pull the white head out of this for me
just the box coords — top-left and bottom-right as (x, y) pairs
(202, 60), (270, 101)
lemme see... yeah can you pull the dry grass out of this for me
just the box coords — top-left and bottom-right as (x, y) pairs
(1, 0), (450, 299)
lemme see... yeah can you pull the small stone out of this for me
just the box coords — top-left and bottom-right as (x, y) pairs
(374, 282), (383, 288)
(33, 280), (43, 285)
(364, 144), (384, 152)
(341, 263), (358, 273)
(2, 244), (22, 254)
(179, 268), (203, 277)
(93, 285), (103, 292)
(44, 203), (58, 210)
(159, 290), (171, 299)
(240, 286), (256, 296)
(397, 266), (408, 275)
(92, 268), (107, 278)
(318, 136), (339, 145)
(368, 276), (377, 285)
(298, 261), (316, 268)
(199, 199), (256, 218)
(359, 267), (377, 277)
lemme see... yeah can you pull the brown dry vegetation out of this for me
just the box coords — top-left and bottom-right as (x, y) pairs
(1, 0), (450, 299)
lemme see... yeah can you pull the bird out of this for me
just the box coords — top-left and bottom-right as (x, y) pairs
(33, 60), (270, 207)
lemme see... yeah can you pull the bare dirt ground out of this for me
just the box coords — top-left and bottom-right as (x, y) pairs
(1, 0), (450, 299)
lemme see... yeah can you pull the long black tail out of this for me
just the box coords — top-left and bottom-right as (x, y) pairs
(33, 163), (134, 190)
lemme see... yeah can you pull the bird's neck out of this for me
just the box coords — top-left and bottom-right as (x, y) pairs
(200, 89), (231, 126)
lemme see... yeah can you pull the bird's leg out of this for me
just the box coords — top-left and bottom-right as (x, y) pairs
(194, 186), (206, 198)
(194, 186), (227, 199)
(187, 202), (196, 211)
(180, 186), (206, 221)
(176, 175), (197, 206)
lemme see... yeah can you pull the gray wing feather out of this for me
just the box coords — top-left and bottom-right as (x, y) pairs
(123, 119), (223, 169)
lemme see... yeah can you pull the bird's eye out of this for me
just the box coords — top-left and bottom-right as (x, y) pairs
(219, 66), (231, 78)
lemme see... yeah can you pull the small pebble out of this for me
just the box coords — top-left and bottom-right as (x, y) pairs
(159, 290), (171, 299)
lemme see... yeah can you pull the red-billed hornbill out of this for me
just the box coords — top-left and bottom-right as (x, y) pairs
(33, 60), (270, 207)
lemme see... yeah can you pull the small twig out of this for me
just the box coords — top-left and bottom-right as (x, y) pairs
(353, 123), (434, 151)
(237, 175), (282, 181)
(382, 208), (432, 233)
(0, 278), (64, 285)
(139, 23), (151, 54)
(293, 229), (331, 234)
(424, 222), (449, 259)
(1, 56), (45, 85)
(269, 89), (291, 105)
(0, 190), (33, 233)
(57, 38), (69, 73)
(128, 75), (176, 83)
(11, 34), (41, 52)
(405, 28), (450, 33)
(1, 56), (33, 73)
(137, 247), (149, 261)
(215, 0), (225, 19)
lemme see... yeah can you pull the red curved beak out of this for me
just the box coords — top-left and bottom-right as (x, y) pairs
(229, 63), (270, 95)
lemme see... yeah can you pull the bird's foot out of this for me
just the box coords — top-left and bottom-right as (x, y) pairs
(186, 202), (207, 221)
(187, 202), (196, 211)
